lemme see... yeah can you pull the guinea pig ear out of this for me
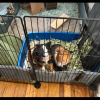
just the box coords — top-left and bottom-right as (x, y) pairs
(35, 44), (40, 47)
(45, 42), (51, 49)
(55, 48), (59, 52)
(64, 49), (73, 54)
(46, 42), (51, 47)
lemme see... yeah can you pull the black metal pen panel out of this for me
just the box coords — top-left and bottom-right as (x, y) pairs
(0, 15), (100, 92)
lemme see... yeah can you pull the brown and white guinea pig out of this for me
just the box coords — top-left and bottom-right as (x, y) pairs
(28, 42), (55, 72)
(51, 44), (71, 71)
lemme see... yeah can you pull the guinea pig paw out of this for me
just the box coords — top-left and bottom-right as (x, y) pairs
(42, 67), (47, 72)
(49, 70), (55, 73)
(52, 71), (56, 73)
(43, 69), (48, 72)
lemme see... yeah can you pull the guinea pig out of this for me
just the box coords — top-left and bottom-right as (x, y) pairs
(51, 44), (71, 71)
(28, 42), (55, 72)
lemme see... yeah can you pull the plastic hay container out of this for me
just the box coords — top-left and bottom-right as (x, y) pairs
(17, 31), (98, 72)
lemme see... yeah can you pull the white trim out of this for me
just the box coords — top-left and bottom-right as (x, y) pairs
(31, 48), (36, 64)
(42, 45), (49, 57)
(42, 45), (49, 63)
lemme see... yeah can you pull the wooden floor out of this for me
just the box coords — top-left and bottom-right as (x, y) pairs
(0, 80), (94, 97)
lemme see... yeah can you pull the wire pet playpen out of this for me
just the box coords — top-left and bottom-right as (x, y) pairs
(0, 15), (100, 95)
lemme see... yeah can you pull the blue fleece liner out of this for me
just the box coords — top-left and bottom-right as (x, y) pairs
(17, 31), (98, 72)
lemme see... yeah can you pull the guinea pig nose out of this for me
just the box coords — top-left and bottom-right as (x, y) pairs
(62, 60), (66, 63)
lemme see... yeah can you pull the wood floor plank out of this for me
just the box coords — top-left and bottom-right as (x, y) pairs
(13, 83), (28, 97)
(86, 87), (90, 97)
(89, 88), (93, 97)
(0, 81), (6, 97)
(25, 84), (38, 97)
(94, 91), (96, 97)
(36, 82), (49, 97)
(0, 81), (92, 97)
(59, 83), (64, 97)
(48, 83), (59, 97)
(75, 85), (86, 97)
(51, 14), (70, 29)
(2, 82), (17, 97)
(70, 85), (75, 97)
(64, 84), (71, 97)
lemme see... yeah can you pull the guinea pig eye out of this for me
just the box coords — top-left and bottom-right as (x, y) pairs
(37, 56), (43, 60)
(59, 53), (63, 55)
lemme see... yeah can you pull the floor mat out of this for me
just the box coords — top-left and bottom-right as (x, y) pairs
(0, 3), (10, 15)
(5, 3), (79, 40)
(20, 3), (79, 18)
(8, 17), (48, 40)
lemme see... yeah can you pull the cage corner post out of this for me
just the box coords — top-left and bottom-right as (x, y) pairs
(33, 81), (41, 89)
(23, 16), (41, 89)
(29, 69), (41, 89)
(88, 75), (100, 96)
